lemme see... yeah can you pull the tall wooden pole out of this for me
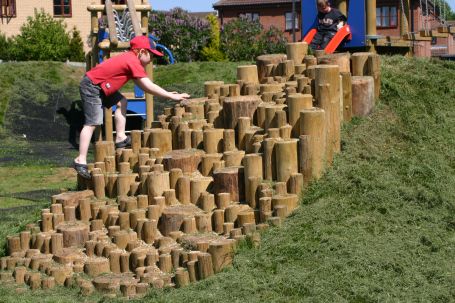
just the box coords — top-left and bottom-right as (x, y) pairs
(400, 0), (411, 37)
(366, 0), (377, 52)
(145, 63), (154, 128)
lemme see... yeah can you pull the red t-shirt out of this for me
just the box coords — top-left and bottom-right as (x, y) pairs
(86, 51), (147, 96)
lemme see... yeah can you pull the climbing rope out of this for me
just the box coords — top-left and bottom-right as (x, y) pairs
(113, 8), (135, 42)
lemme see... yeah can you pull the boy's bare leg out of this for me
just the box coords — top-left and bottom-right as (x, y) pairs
(114, 97), (128, 142)
(75, 125), (96, 165)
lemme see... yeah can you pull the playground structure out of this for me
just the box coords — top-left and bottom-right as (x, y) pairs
(86, 0), (163, 143)
(0, 38), (381, 296)
(301, 0), (455, 55)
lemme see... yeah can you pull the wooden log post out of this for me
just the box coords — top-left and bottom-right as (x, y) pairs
(203, 128), (224, 154)
(237, 65), (259, 87)
(223, 129), (236, 152)
(352, 76), (375, 117)
(288, 173), (304, 195)
(317, 52), (351, 73)
(14, 266), (27, 284)
(169, 168), (183, 191)
(204, 81), (224, 98)
(148, 129), (172, 157)
(351, 52), (381, 101)
(7, 235), (21, 255)
(262, 138), (277, 181)
(300, 108), (327, 181)
(247, 176), (261, 209)
(213, 166), (245, 202)
(286, 42), (308, 65)
(176, 176), (191, 204)
(162, 149), (204, 174)
(41, 212), (53, 232)
(216, 192), (231, 209)
(95, 141), (115, 163)
(159, 204), (203, 236)
(367, 53), (381, 100)
(223, 96), (261, 130)
(201, 153), (223, 177)
(351, 52), (370, 76)
(84, 257), (110, 277)
(223, 150), (245, 167)
(237, 117), (251, 151)
(147, 171), (170, 202)
(274, 139), (299, 186)
(197, 252), (214, 280)
(50, 233), (63, 255)
(57, 222), (89, 248)
(190, 176), (213, 205)
(208, 239), (235, 273)
(92, 174), (105, 199)
(272, 194), (299, 216)
(20, 231), (30, 251)
(287, 93), (313, 138)
(175, 268), (190, 288)
(278, 60), (295, 80)
(212, 209), (225, 234)
(243, 154), (263, 205)
(256, 54), (287, 83)
(341, 72), (353, 122)
(315, 65), (341, 165)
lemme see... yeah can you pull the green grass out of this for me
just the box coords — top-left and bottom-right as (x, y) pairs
(0, 57), (454, 301)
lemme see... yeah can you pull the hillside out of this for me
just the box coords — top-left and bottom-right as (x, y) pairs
(0, 57), (454, 302)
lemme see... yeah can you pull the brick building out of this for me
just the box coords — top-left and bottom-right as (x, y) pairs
(213, 0), (455, 57)
(0, 0), (144, 52)
(213, 0), (301, 41)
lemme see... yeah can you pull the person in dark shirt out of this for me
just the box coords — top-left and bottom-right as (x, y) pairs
(310, 0), (347, 50)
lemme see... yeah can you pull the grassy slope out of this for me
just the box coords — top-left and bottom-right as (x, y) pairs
(0, 57), (454, 301)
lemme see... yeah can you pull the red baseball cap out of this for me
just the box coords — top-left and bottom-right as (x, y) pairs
(130, 35), (164, 57)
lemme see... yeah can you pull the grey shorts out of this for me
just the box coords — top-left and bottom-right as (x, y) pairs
(79, 75), (124, 125)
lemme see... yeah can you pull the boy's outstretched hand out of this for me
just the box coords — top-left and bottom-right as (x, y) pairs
(169, 92), (190, 102)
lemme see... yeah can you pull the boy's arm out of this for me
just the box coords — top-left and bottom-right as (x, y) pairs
(134, 77), (190, 101)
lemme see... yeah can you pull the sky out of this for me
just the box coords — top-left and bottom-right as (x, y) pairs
(149, 0), (218, 12)
(148, 1), (455, 12)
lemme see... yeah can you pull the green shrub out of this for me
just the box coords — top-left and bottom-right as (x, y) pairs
(149, 8), (211, 62)
(0, 32), (11, 61)
(221, 17), (288, 61)
(220, 16), (262, 62)
(258, 26), (287, 55)
(13, 10), (71, 61)
(68, 27), (85, 62)
(200, 14), (226, 61)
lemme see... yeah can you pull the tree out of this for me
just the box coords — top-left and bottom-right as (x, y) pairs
(149, 8), (211, 62)
(220, 16), (288, 62)
(13, 10), (71, 61)
(68, 27), (85, 62)
(201, 14), (226, 61)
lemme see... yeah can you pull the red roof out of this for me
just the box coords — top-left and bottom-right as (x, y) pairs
(213, 0), (299, 9)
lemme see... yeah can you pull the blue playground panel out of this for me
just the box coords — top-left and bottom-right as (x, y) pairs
(111, 100), (147, 119)
(301, 0), (366, 48)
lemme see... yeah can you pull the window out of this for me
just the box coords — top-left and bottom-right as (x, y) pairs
(376, 6), (397, 28)
(0, 0), (16, 18)
(101, 0), (126, 3)
(53, 0), (72, 17)
(239, 12), (259, 22)
(285, 12), (299, 30)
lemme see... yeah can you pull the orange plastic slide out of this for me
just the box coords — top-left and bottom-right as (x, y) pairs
(303, 25), (352, 54)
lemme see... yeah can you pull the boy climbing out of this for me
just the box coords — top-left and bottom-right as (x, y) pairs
(310, 0), (347, 50)
(73, 35), (190, 179)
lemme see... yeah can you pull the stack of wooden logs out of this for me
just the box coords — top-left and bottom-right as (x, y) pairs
(0, 44), (380, 298)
